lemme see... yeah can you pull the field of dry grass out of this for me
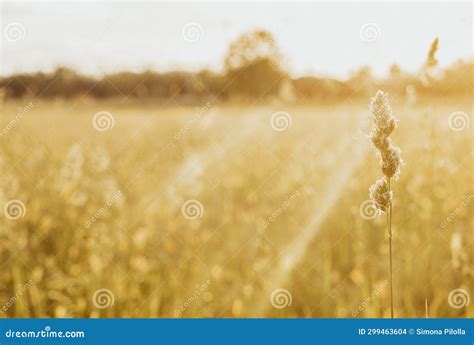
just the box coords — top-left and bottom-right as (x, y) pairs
(0, 96), (472, 318)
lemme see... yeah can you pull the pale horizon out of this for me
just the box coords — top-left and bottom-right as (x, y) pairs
(1, 1), (472, 78)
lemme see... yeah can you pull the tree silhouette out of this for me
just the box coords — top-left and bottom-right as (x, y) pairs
(223, 30), (286, 101)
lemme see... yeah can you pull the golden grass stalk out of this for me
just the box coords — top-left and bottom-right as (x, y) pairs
(368, 90), (403, 318)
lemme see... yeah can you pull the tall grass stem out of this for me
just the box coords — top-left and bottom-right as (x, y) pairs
(388, 179), (394, 318)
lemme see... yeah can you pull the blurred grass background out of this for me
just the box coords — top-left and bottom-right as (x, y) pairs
(0, 3), (472, 318)
(0, 95), (472, 318)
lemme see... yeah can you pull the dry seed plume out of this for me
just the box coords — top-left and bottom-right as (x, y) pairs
(424, 37), (439, 70)
(368, 90), (403, 318)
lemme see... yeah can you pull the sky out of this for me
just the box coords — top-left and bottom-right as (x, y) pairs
(1, 1), (472, 78)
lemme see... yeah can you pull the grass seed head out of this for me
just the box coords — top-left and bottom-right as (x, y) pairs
(369, 90), (398, 136)
(369, 177), (392, 213)
(368, 90), (403, 213)
(380, 145), (403, 180)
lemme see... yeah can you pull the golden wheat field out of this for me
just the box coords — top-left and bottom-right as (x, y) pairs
(0, 95), (472, 318)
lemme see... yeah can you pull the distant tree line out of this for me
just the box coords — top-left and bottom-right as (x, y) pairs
(0, 32), (472, 103)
